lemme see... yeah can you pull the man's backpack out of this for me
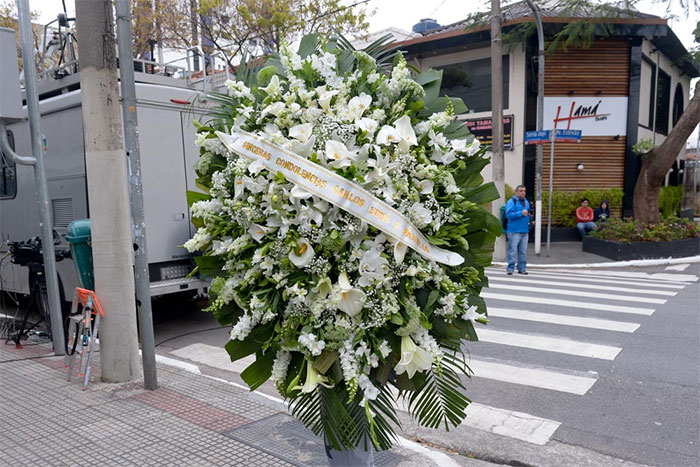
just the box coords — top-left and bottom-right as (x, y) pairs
(500, 204), (508, 231)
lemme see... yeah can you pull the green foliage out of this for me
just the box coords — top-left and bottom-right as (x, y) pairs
(543, 189), (624, 227)
(659, 185), (683, 219)
(504, 183), (514, 201)
(590, 217), (700, 243)
(632, 138), (655, 156)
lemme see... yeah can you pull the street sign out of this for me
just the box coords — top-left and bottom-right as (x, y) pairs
(525, 130), (550, 145)
(555, 129), (582, 142)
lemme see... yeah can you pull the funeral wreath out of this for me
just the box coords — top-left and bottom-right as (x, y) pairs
(185, 33), (501, 451)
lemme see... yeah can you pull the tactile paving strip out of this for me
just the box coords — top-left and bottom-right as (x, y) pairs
(222, 412), (405, 467)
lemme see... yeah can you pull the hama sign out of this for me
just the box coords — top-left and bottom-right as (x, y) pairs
(465, 114), (514, 150)
(543, 97), (627, 136)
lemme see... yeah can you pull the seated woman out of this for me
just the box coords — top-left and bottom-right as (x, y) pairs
(575, 198), (596, 238)
(594, 200), (610, 225)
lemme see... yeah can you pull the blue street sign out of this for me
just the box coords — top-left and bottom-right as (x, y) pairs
(555, 129), (582, 142)
(525, 130), (550, 145)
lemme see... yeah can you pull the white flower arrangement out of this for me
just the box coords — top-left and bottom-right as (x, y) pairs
(187, 33), (497, 452)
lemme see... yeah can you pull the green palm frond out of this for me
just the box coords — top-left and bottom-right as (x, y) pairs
(400, 352), (472, 430)
(289, 379), (400, 451)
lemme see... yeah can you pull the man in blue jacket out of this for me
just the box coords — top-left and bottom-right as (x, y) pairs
(505, 185), (530, 275)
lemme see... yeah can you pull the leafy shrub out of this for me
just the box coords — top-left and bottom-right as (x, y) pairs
(542, 189), (624, 227)
(659, 185), (683, 219)
(590, 217), (700, 243)
(504, 183), (514, 201)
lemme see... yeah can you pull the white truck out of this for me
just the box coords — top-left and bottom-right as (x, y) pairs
(0, 26), (225, 300)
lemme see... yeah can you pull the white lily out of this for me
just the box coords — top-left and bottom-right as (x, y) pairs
(248, 223), (275, 242)
(289, 237), (314, 268)
(366, 151), (399, 184)
(290, 185), (313, 200)
(288, 134), (316, 158)
(289, 123), (313, 143)
(317, 88), (338, 113)
(348, 93), (372, 120)
(467, 138), (481, 155)
(358, 249), (389, 287)
(431, 149), (457, 165)
(416, 179), (434, 194)
(261, 74), (281, 95)
(356, 117), (378, 135)
(325, 140), (356, 169)
(233, 176), (245, 200)
(410, 202), (433, 227)
(394, 335), (433, 379)
(337, 271), (366, 318)
(392, 239), (407, 264)
(299, 362), (332, 393)
(260, 101), (285, 119)
(311, 276), (333, 299)
(462, 304), (488, 324)
(376, 125), (401, 145)
(394, 115), (417, 153)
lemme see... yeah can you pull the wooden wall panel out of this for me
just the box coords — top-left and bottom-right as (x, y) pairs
(541, 136), (626, 191)
(545, 40), (630, 96)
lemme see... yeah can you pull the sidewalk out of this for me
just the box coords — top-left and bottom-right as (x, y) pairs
(513, 241), (613, 265)
(0, 342), (493, 467)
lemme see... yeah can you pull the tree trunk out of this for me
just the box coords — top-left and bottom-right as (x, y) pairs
(633, 85), (700, 224)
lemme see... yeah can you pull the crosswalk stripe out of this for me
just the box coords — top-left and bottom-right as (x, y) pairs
(550, 269), (697, 284)
(468, 359), (597, 395)
(487, 283), (666, 304)
(476, 328), (621, 360)
(487, 276), (676, 296)
(487, 307), (640, 333)
(486, 269), (686, 289)
(481, 291), (655, 315)
(461, 403), (560, 445)
(491, 267), (693, 287)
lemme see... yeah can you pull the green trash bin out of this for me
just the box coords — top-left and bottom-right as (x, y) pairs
(66, 219), (94, 291)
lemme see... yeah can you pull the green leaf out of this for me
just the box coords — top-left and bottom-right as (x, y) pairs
(462, 182), (500, 205)
(256, 65), (278, 87)
(241, 350), (275, 390)
(224, 321), (275, 361)
(414, 69), (443, 105)
(298, 33), (320, 58)
(186, 190), (210, 207)
(405, 360), (471, 430)
(193, 255), (225, 278)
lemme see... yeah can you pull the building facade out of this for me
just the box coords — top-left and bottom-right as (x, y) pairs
(398, 3), (699, 216)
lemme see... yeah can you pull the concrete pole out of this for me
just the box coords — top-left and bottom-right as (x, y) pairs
(526, 0), (545, 255)
(75, 0), (141, 383)
(491, 0), (506, 261)
(546, 131), (555, 256)
(16, 0), (65, 355)
(115, 0), (158, 390)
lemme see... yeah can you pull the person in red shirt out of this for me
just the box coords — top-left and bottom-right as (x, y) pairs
(576, 198), (596, 238)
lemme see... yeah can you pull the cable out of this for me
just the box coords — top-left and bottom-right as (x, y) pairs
(154, 326), (223, 348)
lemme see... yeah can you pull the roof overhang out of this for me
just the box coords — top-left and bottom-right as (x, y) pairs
(396, 17), (699, 78)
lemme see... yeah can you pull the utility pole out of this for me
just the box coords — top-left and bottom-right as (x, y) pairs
(190, 0), (200, 71)
(115, 0), (158, 390)
(75, 0), (141, 383)
(0, 3), (64, 355)
(491, 0), (505, 261)
(526, 0), (545, 255)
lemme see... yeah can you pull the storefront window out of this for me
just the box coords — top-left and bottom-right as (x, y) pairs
(654, 70), (671, 136)
(672, 83), (684, 127)
(436, 55), (509, 113)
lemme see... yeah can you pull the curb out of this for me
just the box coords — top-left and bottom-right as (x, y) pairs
(155, 354), (468, 466)
(492, 254), (700, 269)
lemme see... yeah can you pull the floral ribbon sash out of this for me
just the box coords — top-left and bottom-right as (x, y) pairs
(216, 130), (465, 266)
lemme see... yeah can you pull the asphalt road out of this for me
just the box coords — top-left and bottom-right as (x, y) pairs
(151, 262), (700, 467)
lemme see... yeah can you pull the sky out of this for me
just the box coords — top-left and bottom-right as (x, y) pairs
(30, 0), (700, 50)
(29, 0), (699, 144)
